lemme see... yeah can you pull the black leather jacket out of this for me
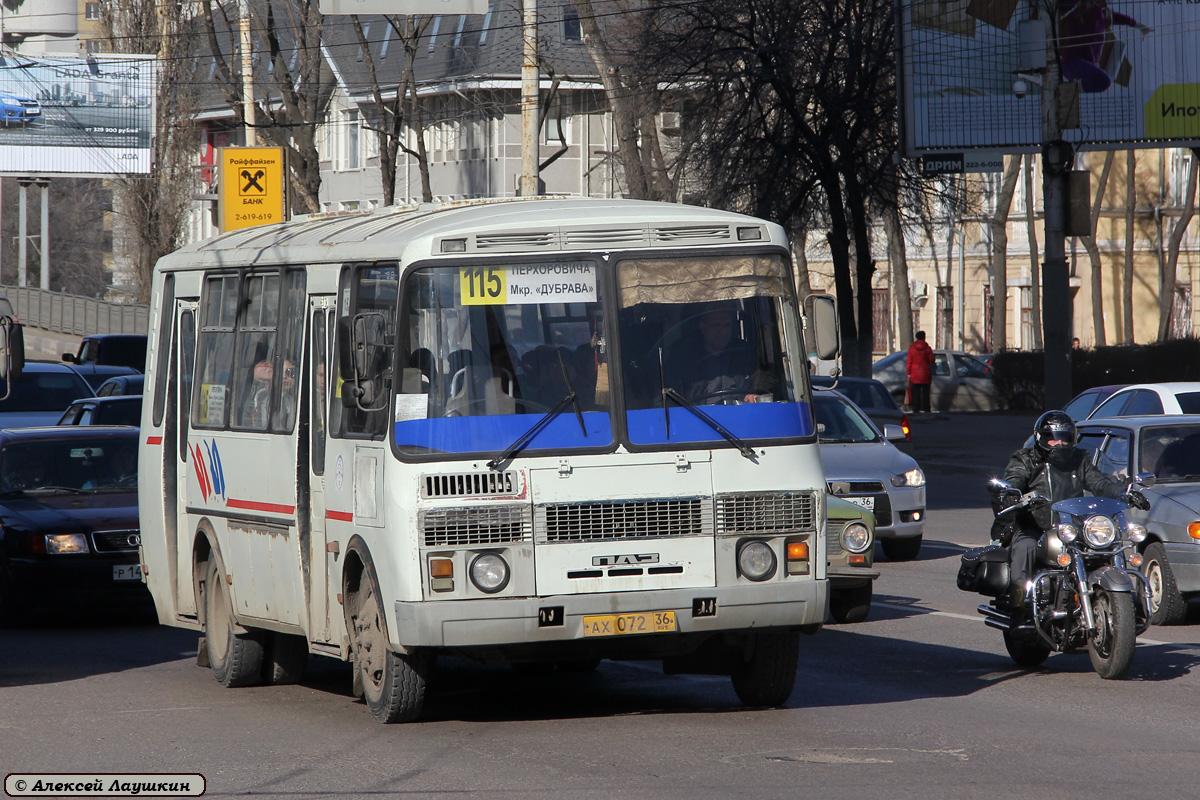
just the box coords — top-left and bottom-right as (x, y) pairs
(992, 446), (1123, 540)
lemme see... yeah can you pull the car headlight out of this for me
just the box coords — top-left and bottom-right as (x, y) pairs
(1083, 515), (1117, 548)
(1125, 522), (1148, 543)
(46, 533), (90, 554)
(468, 553), (509, 593)
(737, 540), (777, 581)
(890, 468), (926, 488)
(1, 97), (19, 106)
(841, 522), (872, 554)
(1056, 523), (1078, 544)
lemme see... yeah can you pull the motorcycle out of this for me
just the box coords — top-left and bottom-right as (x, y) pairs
(957, 476), (1155, 680)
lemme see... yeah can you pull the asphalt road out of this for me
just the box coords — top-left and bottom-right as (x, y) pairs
(5, 413), (1200, 799)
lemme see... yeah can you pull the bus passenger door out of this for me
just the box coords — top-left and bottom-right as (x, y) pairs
(305, 298), (336, 642)
(170, 300), (199, 616)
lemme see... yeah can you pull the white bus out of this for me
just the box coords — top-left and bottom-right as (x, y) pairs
(138, 197), (843, 723)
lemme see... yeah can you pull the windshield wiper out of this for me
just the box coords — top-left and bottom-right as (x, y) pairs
(657, 348), (756, 461)
(487, 350), (586, 471)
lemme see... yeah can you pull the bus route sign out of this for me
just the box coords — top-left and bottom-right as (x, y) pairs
(218, 147), (287, 233)
(459, 262), (597, 305)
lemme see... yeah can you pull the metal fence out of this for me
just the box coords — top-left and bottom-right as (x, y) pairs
(0, 285), (149, 336)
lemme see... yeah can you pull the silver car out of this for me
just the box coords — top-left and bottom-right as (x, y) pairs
(873, 349), (1002, 412)
(814, 390), (927, 560)
(1077, 415), (1200, 625)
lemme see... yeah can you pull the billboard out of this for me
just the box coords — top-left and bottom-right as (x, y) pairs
(218, 147), (288, 232)
(0, 53), (157, 175)
(899, 0), (1200, 155)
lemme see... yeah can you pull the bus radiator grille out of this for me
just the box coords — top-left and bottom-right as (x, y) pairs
(420, 505), (532, 547)
(422, 471), (520, 499)
(537, 498), (709, 543)
(715, 492), (817, 535)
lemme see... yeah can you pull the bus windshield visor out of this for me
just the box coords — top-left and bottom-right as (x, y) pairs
(616, 253), (813, 446)
(395, 261), (613, 455)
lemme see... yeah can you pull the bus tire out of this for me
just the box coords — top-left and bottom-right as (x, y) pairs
(353, 580), (427, 723)
(204, 558), (265, 688)
(730, 630), (799, 708)
(262, 632), (309, 686)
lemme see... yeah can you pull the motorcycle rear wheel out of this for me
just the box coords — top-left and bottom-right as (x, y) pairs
(1088, 589), (1136, 680)
(1003, 629), (1050, 667)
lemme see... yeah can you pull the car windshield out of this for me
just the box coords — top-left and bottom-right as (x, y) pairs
(0, 438), (138, 495)
(814, 394), (880, 444)
(0, 371), (91, 413)
(1141, 425), (1200, 482)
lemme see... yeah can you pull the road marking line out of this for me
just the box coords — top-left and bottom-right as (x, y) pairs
(874, 601), (1172, 645)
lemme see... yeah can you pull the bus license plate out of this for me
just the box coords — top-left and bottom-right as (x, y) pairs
(845, 496), (875, 512)
(582, 610), (676, 637)
(113, 564), (143, 582)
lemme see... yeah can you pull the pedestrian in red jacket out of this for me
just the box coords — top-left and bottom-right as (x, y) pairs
(906, 331), (935, 413)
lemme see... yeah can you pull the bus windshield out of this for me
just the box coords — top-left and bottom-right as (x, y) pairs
(395, 261), (612, 455)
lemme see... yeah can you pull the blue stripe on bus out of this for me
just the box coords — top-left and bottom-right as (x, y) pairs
(625, 401), (813, 445)
(395, 412), (614, 453)
(393, 401), (813, 453)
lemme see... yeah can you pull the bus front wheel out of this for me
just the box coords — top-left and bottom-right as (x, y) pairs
(352, 581), (428, 723)
(204, 558), (265, 688)
(730, 630), (800, 708)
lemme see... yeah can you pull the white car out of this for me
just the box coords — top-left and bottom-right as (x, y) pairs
(1085, 382), (1200, 420)
(814, 390), (927, 560)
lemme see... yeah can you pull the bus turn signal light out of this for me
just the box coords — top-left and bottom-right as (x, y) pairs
(786, 540), (809, 575)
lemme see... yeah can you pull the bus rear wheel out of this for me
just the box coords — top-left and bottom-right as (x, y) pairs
(204, 558), (265, 688)
(353, 581), (428, 723)
(730, 631), (800, 707)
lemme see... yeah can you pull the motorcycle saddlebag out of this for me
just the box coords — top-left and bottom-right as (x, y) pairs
(956, 544), (1010, 596)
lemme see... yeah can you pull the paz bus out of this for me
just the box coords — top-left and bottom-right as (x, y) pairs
(136, 197), (843, 723)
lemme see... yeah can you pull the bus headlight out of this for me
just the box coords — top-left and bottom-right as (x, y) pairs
(737, 540), (777, 581)
(1083, 515), (1117, 548)
(469, 553), (510, 594)
(841, 522), (872, 554)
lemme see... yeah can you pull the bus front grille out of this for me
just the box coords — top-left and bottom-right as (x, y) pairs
(715, 491), (817, 534)
(421, 505), (532, 547)
(538, 498), (709, 543)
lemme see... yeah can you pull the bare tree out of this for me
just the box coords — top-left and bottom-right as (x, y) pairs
(200, 0), (334, 214)
(1122, 149), (1136, 343)
(1082, 151), (1115, 347)
(988, 156), (1021, 352)
(1159, 150), (1198, 340)
(1024, 155), (1042, 350)
(101, 0), (200, 302)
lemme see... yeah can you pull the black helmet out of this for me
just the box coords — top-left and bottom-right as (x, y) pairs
(1034, 410), (1077, 455)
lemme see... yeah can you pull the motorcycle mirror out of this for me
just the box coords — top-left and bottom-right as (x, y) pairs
(1133, 472), (1156, 488)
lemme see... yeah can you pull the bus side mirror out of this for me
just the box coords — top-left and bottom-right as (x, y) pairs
(336, 313), (390, 412)
(0, 319), (25, 383)
(804, 293), (840, 361)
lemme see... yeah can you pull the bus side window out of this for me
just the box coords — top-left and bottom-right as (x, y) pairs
(192, 275), (238, 428)
(333, 263), (397, 439)
(272, 270), (306, 433)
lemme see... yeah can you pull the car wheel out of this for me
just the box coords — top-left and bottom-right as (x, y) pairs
(204, 558), (265, 688)
(881, 535), (922, 561)
(730, 631), (799, 707)
(829, 581), (873, 624)
(1143, 542), (1188, 626)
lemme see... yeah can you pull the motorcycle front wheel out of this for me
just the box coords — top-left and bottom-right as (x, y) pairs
(1088, 589), (1136, 680)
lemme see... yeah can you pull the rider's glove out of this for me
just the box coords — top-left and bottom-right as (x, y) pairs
(1122, 490), (1151, 511)
(998, 490), (1021, 510)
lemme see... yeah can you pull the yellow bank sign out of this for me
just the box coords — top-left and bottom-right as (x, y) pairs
(1143, 85), (1200, 140)
(218, 147), (287, 232)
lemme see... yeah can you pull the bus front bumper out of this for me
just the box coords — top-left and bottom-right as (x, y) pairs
(394, 581), (827, 649)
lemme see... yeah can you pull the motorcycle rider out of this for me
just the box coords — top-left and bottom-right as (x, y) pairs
(995, 410), (1145, 608)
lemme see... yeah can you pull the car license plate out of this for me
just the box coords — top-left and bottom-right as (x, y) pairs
(113, 564), (143, 581)
(845, 496), (875, 511)
(582, 610), (676, 637)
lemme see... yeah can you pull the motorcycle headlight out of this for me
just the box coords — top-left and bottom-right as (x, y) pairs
(1056, 523), (1078, 544)
(1125, 522), (1147, 543)
(890, 468), (926, 488)
(840, 522), (872, 554)
(1083, 515), (1117, 548)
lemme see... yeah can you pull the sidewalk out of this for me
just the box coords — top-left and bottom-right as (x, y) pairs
(909, 410), (1039, 477)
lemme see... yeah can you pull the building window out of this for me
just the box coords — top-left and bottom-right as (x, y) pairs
(563, 7), (582, 42)
(86, 2), (102, 21)
(347, 110), (360, 170)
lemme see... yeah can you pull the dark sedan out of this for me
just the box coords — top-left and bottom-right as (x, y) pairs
(0, 426), (149, 624)
(57, 395), (143, 427)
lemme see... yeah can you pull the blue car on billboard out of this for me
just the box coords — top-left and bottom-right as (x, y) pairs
(0, 93), (41, 126)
